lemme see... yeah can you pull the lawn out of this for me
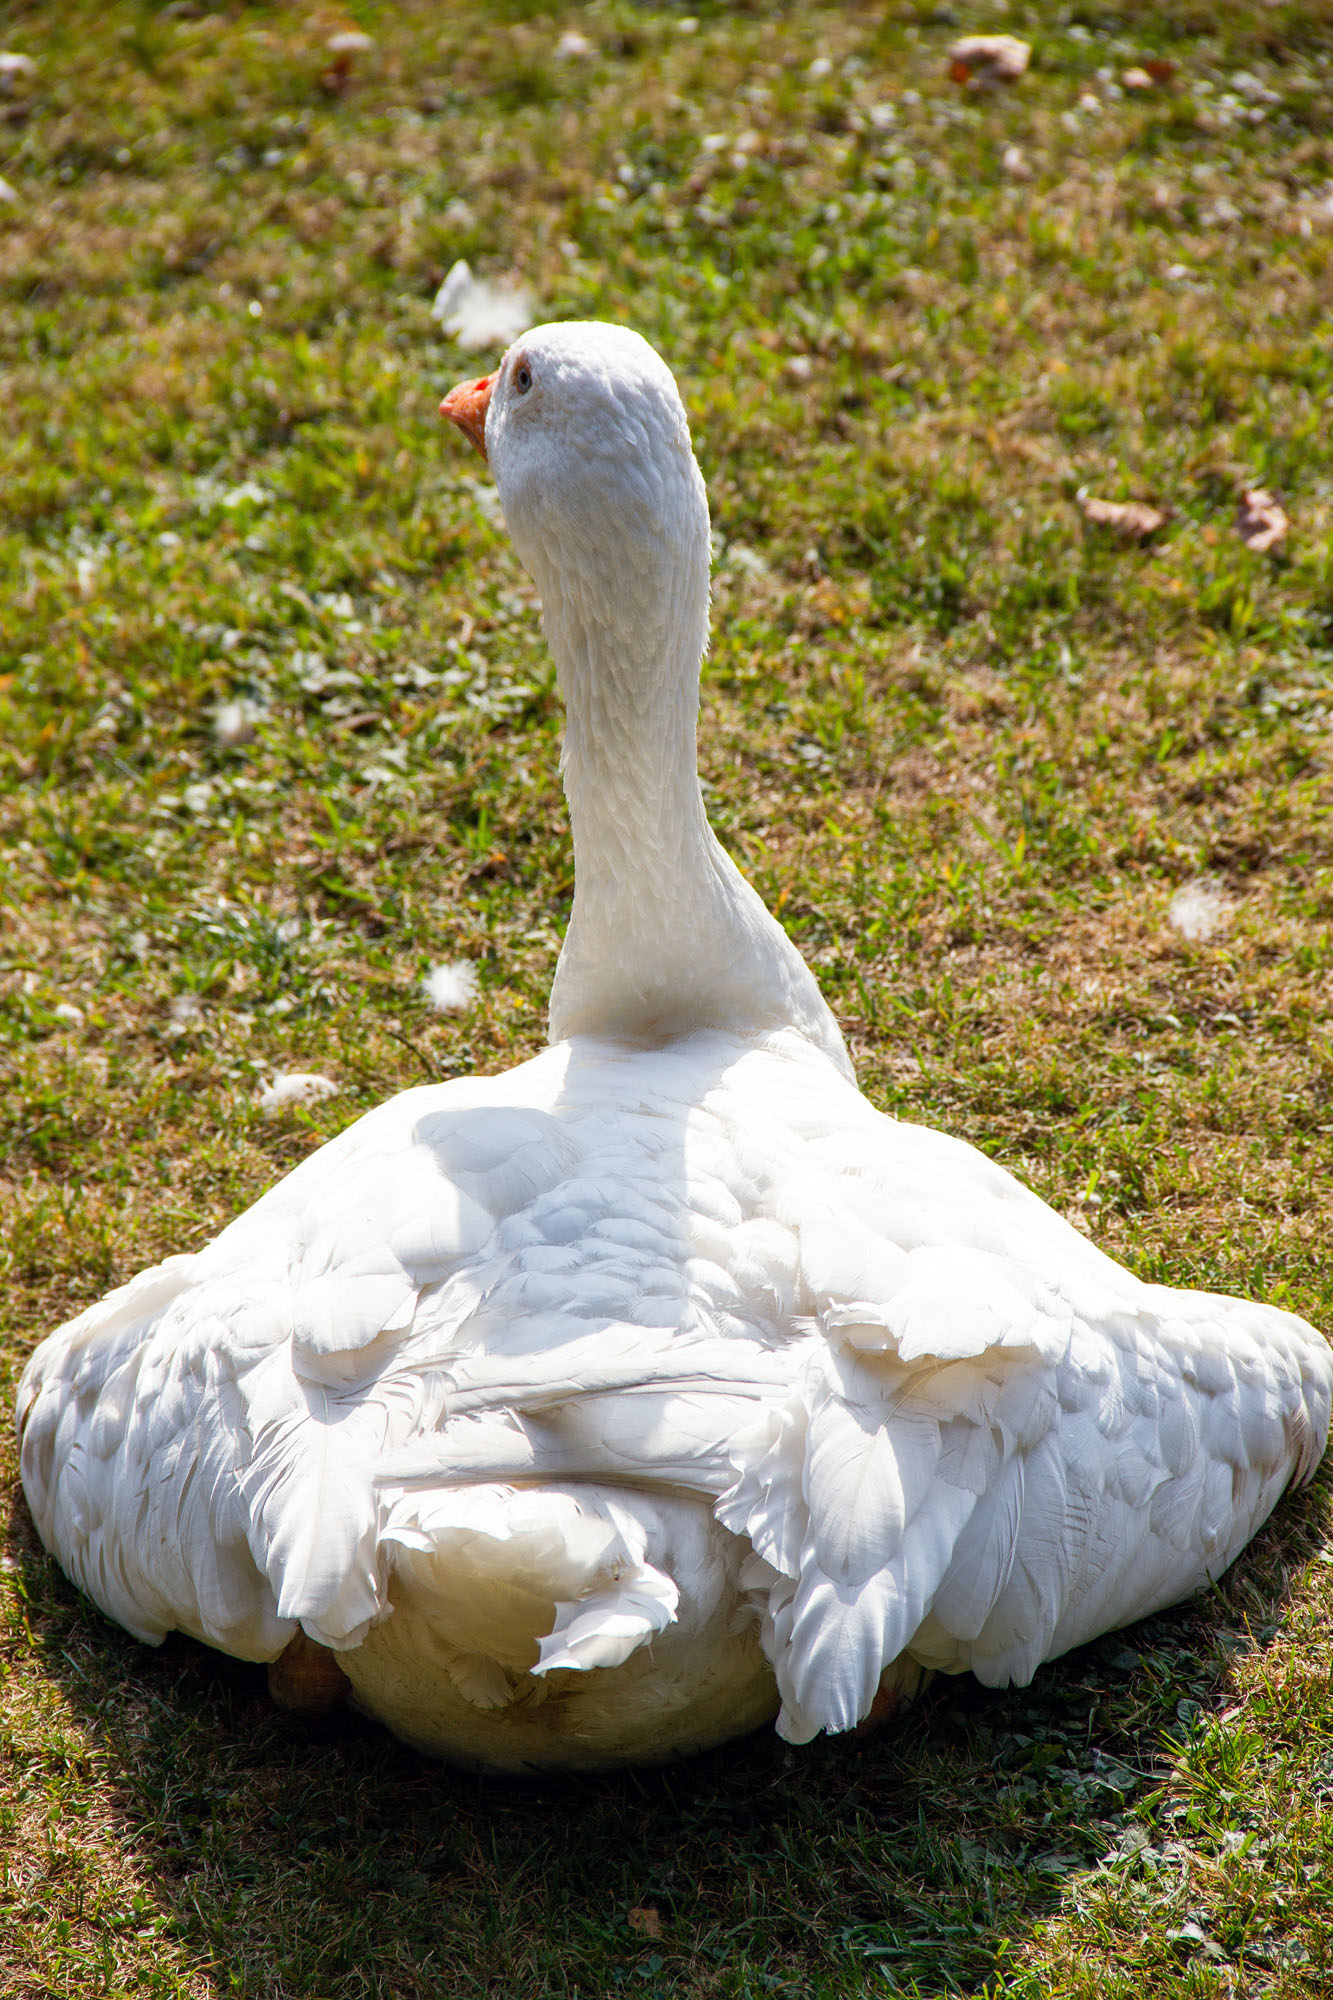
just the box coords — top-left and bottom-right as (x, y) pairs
(2, 0), (1333, 1994)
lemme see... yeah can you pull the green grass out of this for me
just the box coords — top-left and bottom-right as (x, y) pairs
(2, 0), (1333, 1993)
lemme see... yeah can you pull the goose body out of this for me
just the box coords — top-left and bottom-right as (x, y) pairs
(17, 324), (1332, 1770)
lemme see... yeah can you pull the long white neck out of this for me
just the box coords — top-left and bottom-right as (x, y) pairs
(543, 550), (852, 1079)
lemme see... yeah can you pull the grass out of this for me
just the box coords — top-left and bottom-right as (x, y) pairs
(2, 0), (1333, 1992)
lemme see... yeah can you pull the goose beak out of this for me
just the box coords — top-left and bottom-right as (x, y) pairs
(440, 372), (496, 461)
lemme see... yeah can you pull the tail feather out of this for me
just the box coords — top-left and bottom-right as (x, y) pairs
(377, 1481), (679, 1679)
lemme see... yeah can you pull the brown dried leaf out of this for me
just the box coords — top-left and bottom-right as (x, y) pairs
(319, 30), (373, 96)
(1235, 487), (1289, 553)
(628, 1907), (663, 1938)
(947, 35), (1031, 86)
(1079, 496), (1167, 539)
(1144, 58), (1178, 84)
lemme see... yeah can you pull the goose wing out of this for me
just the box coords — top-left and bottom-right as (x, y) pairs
(710, 1052), (1332, 1739)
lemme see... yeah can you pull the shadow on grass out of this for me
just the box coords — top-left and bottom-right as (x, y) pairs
(5, 1472), (1330, 2000)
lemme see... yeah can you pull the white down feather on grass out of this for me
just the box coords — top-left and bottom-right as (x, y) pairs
(257, 1071), (340, 1114)
(431, 260), (534, 353)
(422, 960), (479, 1012)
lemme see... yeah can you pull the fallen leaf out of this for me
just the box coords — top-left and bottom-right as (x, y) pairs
(948, 35), (1031, 87)
(167, 993), (204, 1034)
(1235, 486), (1288, 553)
(327, 27), (373, 56)
(213, 697), (260, 749)
(1123, 59), (1177, 90)
(628, 1907), (663, 1938)
(1079, 495), (1167, 539)
(0, 51), (37, 93)
(321, 26), (374, 95)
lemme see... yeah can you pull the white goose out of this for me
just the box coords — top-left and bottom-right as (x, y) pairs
(17, 324), (1332, 1771)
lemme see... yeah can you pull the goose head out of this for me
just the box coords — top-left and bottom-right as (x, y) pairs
(441, 321), (853, 1073)
(442, 321), (710, 672)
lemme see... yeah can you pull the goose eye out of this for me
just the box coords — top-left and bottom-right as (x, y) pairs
(515, 362), (533, 394)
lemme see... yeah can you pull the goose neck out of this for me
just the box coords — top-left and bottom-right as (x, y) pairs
(545, 601), (852, 1078)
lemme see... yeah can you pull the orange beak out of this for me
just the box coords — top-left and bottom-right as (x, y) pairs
(440, 371), (496, 460)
